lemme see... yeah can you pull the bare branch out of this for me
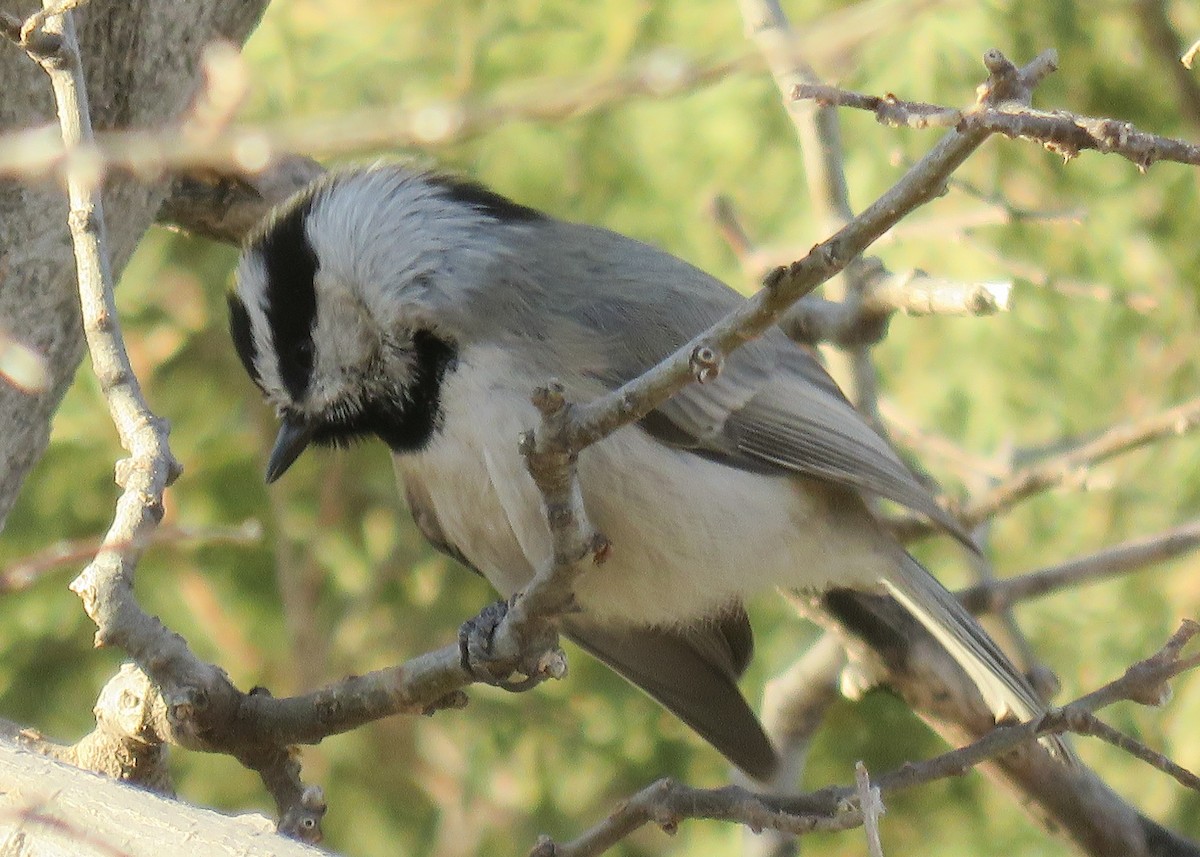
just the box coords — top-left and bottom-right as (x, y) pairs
(792, 83), (961, 128)
(776, 271), (1012, 347)
(535, 623), (1200, 856)
(959, 519), (1200, 613)
(531, 778), (868, 857)
(892, 395), (1200, 541)
(15, 2), (320, 837)
(710, 196), (1011, 349)
(20, 2), (182, 657)
(794, 80), (1200, 170)
(856, 762), (886, 857)
(1070, 712), (1200, 793)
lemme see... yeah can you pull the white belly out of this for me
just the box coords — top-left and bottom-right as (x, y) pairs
(394, 346), (894, 628)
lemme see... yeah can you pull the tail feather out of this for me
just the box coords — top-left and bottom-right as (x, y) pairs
(882, 552), (1073, 761)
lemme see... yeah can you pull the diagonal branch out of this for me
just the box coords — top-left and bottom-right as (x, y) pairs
(892, 395), (1200, 541)
(959, 519), (1200, 614)
(535, 622), (1200, 857)
(482, 50), (1057, 691)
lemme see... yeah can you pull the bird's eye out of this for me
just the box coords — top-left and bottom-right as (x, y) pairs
(294, 341), (313, 360)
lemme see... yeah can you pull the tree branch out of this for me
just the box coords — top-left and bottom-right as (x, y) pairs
(474, 51), (1055, 698)
(891, 395), (1200, 541)
(12, 1), (323, 839)
(710, 195), (1011, 349)
(534, 622), (1200, 857)
(794, 81), (1200, 169)
(959, 519), (1200, 614)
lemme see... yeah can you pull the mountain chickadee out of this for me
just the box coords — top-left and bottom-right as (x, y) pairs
(229, 164), (1058, 780)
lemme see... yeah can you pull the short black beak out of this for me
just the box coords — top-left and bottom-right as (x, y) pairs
(266, 416), (315, 484)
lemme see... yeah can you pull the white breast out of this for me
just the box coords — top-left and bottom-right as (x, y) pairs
(394, 345), (895, 629)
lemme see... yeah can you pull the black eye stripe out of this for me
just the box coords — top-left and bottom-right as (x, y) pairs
(254, 193), (319, 400)
(227, 293), (260, 388)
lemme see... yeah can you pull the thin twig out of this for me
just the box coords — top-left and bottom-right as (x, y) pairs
(534, 623), (1200, 856)
(794, 80), (1200, 170)
(892, 395), (1200, 541)
(1071, 711), (1200, 792)
(855, 762), (886, 857)
(531, 778), (867, 857)
(0, 521), (263, 593)
(959, 519), (1200, 613)
(21, 3), (182, 650)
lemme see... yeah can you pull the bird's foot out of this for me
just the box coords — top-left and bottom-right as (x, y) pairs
(458, 599), (564, 692)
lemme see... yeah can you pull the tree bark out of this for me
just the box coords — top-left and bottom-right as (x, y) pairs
(0, 737), (325, 856)
(0, 0), (270, 527)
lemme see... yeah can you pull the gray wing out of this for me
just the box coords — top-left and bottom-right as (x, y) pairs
(564, 610), (780, 781)
(653, 337), (973, 546)
(519, 221), (967, 544)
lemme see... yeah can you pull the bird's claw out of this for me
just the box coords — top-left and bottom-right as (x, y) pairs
(458, 599), (547, 692)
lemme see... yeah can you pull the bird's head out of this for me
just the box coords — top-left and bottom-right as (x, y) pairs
(228, 165), (543, 481)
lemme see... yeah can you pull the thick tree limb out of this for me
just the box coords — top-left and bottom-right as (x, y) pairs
(0, 663), (173, 799)
(0, 736), (325, 857)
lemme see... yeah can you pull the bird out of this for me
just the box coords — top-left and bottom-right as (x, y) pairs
(228, 163), (1060, 781)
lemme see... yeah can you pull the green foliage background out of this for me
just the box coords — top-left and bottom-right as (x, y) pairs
(3, 0), (1200, 854)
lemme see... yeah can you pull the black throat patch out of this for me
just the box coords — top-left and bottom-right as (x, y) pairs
(310, 329), (459, 455)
